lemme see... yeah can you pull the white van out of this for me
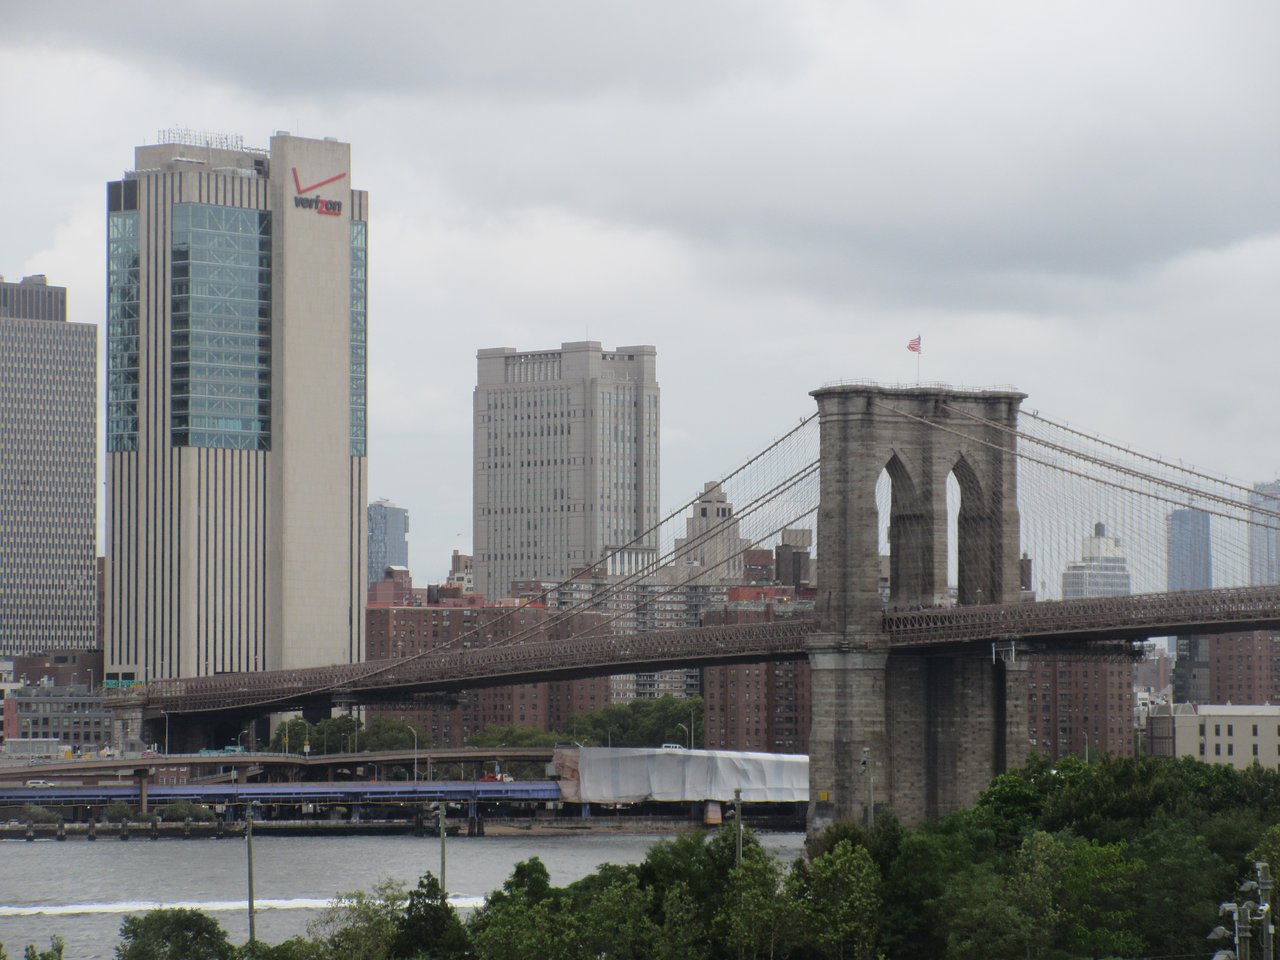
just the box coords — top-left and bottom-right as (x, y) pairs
(25, 779), (57, 788)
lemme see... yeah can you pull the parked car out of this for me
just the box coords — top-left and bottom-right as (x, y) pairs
(25, 779), (57, 788)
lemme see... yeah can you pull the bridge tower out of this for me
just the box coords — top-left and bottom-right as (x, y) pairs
(808, 384), (1030, 830)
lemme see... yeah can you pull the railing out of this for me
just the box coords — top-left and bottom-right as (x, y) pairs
(884, 585), (1280, 647)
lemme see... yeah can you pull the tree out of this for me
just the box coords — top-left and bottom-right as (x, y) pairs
(362, 716), (428, 754)
(715, 854), (796, 960)
(391, 873), (471, 959)
(24, 941), (65, 960)
(468, 859), (577, 960)
(574, 874), (659, 960)
(800, 840), (880, 960)
(306, 880), (409, 960)
(465, 724), (562, 749)
(115, 909), (232, 960)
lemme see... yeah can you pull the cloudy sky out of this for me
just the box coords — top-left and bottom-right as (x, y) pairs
(2, 2), (1277, 578)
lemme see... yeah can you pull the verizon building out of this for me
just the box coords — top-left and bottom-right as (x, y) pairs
(105, 130), (368, 682)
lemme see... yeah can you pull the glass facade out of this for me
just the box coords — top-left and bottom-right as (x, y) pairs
(106, 211), (140, 452)
(350, 220), (367, 456)
(170, 203), (272, 450)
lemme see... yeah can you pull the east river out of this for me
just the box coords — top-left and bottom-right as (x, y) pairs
(0, 831), (806, 959)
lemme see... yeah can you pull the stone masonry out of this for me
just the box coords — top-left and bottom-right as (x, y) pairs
(807, 384), (1030, 830)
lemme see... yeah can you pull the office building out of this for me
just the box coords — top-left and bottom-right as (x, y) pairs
(1168, 507), (1212, 702)
(473, 341), (659, 598)
(1027, 523), (1135, 760)
(368, 499), (409, 584)
(1147, 703), (1280, 771)
(105, 130), (368, 683)
(0, 275), (97, 655)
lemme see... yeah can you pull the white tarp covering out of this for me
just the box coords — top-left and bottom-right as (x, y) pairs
(570, 747), (808, 803)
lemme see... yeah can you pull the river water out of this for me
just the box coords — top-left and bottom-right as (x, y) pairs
(0, 831), (806, 959)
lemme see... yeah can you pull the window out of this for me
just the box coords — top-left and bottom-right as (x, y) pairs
(169, 203), (272, 450)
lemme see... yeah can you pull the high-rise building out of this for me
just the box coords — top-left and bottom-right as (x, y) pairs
(473, 341), (659, 599)
(1168, 507), (1212, 702)
(368, 499), (409, 584)
(0, 275), (97, 654)
(1027, 522), (1135, 760)
(1061, 522), (1132, 599)
(1167, 507), (1212, 591)
(1250, 480), (1280, 587)
(105, 130), (368, 683)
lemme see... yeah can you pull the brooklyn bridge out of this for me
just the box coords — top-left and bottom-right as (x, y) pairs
(109, 382), (1280, 828)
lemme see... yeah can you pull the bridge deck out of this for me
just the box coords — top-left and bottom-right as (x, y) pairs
(103, 585), (1280, 718)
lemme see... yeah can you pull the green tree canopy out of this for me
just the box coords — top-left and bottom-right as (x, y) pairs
(115, 909), (232, 960)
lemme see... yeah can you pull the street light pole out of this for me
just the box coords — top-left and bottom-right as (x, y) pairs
(1258, 862), (1274, 960)
(733, 788), (743, 866)
(677, 723), (690, 750)
(438, 803), (448, 902)
(401, 718), (419, 781)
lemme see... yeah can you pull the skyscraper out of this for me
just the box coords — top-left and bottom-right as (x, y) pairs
(1061, 522), (1132, 599)
(105, 130), (368, 683)
(368, 499), (409, 584)
(1250, 480), (1280, 586)
(473, 341), (659, 599)
(1168, 507), (1212, 702)
(0, 275), (97, 654)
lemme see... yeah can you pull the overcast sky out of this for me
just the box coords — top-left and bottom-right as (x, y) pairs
(2, 1), (1277, 579)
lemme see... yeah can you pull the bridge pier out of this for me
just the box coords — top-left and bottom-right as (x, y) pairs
(809, 648), (1028, 830)
(808, 383), (1028, 831)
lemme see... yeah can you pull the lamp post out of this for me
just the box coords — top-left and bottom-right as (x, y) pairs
(400, 718), (419, 782)
(1257, 862), (1274, 960)
(733, 788), (743, 866)
(676, 723), (691, 750)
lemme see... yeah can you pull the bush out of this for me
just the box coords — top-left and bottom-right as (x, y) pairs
(104, 801), (133, 823)
(21, 804), (60, 824)
(157, 800), (215, 822)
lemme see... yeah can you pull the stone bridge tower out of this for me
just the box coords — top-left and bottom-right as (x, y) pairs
(808, 384), (1030, 830)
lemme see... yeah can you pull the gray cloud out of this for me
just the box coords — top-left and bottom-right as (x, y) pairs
(2, 1), (1278, 575)
(1, 1), (806, 101)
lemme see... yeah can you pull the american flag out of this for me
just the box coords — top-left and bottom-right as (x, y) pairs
(907, 335), (922, 354)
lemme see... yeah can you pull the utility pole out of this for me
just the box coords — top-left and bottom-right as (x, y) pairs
(438, 803), (448, 902)
(246, 803), (257, 943)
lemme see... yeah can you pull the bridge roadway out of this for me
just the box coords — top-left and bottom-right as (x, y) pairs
(884, 584), (1280, 647)
(110, 585), (1280, 718)
(0, 779), (561, 806)
(0, 747), (555, 782)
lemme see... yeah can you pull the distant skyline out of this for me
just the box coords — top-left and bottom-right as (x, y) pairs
(2, 2), (1278, 577)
